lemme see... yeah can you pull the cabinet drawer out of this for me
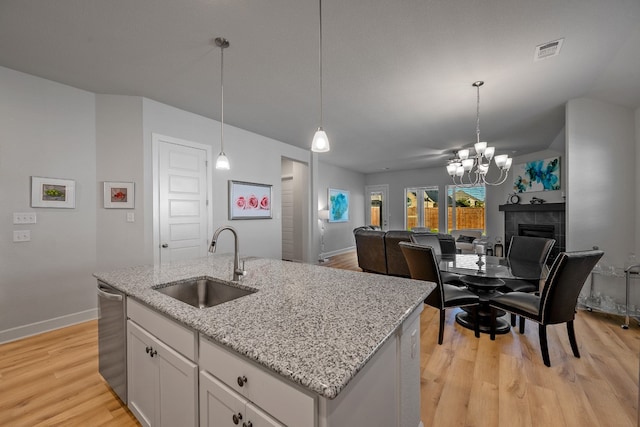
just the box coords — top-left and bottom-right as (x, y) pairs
(200, 337), (315, 427)
(200, 370), (284, 427)
(127, 298), (196, 361)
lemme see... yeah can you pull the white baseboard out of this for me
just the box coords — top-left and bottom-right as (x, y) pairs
(0, 308), (98, 344)
(320, 245), (356, 260)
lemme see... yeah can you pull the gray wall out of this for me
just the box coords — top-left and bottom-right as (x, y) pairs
(0, 67), (97, 340)
(365, 139), (566, 244)
(317, 162), (365, 257)
(142, 98), (312, 260)
(0, 67), (324, 342)
(96, 95), (146, 269)
(566, 98), (637, 264)
(366, 167), (451, 232)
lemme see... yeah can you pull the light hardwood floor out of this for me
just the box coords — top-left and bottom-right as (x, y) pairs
(1, 252), (637, 426)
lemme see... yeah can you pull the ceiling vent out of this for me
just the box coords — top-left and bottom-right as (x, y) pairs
(534, 38), (564, 61)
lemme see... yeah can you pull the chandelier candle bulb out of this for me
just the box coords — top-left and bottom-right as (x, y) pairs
(462, 158), (475, 170)
(494, 154), (509, 168)
(484, 146), (495, 160)
(504, 157), (513, 169)
(474, 141), (487, 155)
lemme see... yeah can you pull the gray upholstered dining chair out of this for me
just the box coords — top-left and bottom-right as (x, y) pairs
(399, 242), (480, 344)
(501, 236), (556, 293)
(488, 250), (604, 367)
(500, 235), (555, 327)
(410, 233), (462, 286)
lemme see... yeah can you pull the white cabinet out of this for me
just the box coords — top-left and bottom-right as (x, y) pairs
(127, 301), (198, 426)
(200, 370), (283, 427)
(199, 337), (315, 427)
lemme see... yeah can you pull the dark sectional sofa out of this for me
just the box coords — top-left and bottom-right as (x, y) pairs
(353, 228), (456, 277)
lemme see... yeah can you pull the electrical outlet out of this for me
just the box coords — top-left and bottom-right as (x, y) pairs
(13, 212), (37, 224)
(13, 230), (31, 242)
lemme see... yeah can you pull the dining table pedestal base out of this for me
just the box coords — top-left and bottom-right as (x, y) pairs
(456, 309), (510, 334)
(456, 275), (511, 334)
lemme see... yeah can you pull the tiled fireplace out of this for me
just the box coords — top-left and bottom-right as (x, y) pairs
(499, 203), (565, 264)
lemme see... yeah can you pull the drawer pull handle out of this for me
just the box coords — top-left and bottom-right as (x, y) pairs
(237, 375), (248, 387)
(145, 346), (152, 354)
(243, 422), (253, 427)
(232, 412), (243, 424)
(149, 349), (157, 358)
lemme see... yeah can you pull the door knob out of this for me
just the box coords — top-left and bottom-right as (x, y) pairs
(161, 243), (168, 248)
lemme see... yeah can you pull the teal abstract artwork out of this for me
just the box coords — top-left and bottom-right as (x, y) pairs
(328, 188), (349, 222)
(513, 157), (561, 193)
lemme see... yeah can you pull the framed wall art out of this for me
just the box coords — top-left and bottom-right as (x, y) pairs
(104, 181), (135, 209)
(229, 180), (272, 219)
(31, 176), (76, 208)
(328, 188), (350, 223)
(513, 156), (561, 193)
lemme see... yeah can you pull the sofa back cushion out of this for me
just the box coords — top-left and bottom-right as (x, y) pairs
(354, 229), (387, 274)
(384, 230), (413, 277)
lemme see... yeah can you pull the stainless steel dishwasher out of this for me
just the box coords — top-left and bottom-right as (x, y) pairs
(97, 282), (127, 403)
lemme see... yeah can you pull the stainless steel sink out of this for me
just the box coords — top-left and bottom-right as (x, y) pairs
(153, 277), (256, 309)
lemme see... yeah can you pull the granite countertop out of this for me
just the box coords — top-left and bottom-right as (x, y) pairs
(93, 255), (434, 399)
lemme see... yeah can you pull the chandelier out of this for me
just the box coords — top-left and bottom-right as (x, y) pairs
(446, 81), (512, 186)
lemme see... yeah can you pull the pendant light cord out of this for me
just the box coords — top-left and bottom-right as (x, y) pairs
(318, 0), (323, 128)
(220, 44), (225, 153)
(476, 83), (480, 145)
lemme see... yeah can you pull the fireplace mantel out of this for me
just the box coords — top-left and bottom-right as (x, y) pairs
(499, 203), (565, 212)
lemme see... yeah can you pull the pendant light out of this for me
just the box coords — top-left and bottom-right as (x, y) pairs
(311, 0), (330, 152)
(215, 37), (231, 170)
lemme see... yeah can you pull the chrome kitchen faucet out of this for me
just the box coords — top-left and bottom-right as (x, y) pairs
(209, 226), (247, 281)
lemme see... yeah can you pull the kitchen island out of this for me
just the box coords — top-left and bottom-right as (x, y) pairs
(94, 255), (434, 426)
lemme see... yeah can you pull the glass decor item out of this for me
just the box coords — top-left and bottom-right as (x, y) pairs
(494, 238), (504, 258)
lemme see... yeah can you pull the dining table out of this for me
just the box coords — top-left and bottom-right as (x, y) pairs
(439, 253), (547, 334)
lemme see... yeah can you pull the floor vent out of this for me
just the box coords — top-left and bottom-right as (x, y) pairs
(534, 38), (564, 61)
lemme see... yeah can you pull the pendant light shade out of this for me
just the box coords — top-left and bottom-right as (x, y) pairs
(312, 127), (330, 152)
(215, 37), (231, 170)
(215, 152), (230, 169)
(311, 0), (330, 153)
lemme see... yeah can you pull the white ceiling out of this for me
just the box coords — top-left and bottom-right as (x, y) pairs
(2, 0), (639, 173)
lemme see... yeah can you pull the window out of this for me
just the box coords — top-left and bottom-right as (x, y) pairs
(405, 186), (439, 231)
(369, 193), (383, 227)
(446, 185), (485, 233)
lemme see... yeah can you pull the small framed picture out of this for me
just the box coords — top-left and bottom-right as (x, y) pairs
(328, 188), (350, 222)
(31, 176), (76, 208)
(228, 180), (272, 220)
(104, 182), (135, 209)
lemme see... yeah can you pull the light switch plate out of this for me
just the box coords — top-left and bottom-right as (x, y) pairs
(126, 212), (135, 222)
(13, 212), (37, 224)
(13, 230), (31, 242)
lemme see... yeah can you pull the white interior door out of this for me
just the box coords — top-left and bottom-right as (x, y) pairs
(155, 135), (210, 264)
(281, 176), (294, 261)
(365, 184), (389, 230)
